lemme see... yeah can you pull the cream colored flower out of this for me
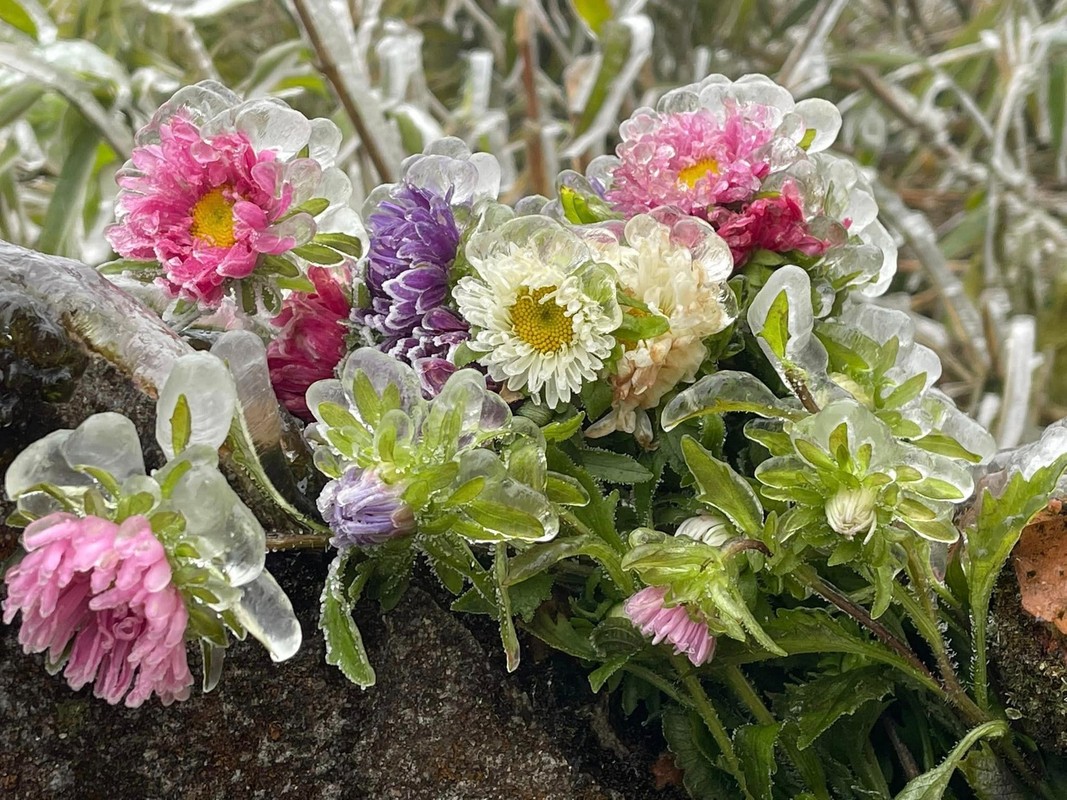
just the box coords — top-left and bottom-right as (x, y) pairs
(585, 211), (735, 445)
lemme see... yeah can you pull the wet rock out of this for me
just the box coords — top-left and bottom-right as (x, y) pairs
(0, 553), (681, 800)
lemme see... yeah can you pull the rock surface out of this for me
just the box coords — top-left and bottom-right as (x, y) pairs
(0, 552), (681, 800)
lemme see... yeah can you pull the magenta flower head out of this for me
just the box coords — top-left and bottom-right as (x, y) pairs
(267, 265), (352, 421)
(355, 138), (501, 393)
(624, 585), (717, 667)
(107, 80), (358, 308)
(589, 74), (842, 221)
(3, 512), (193, 707)
(317, 466), (417, 548)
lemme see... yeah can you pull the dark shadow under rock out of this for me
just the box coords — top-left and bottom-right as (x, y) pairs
(0, 551), (684, 800)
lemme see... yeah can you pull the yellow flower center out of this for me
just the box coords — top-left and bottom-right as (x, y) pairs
(190, 187), (237, 248)
(509, 286), (574, 354)
(677, 157), (720, 188)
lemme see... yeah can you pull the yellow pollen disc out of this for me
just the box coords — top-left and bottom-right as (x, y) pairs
(678, 158), (720, 188)
(509, 286), (574, 354)
(190, 187), (237, 248)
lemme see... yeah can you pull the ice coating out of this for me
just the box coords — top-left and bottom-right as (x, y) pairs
(155, 351), (237, 460)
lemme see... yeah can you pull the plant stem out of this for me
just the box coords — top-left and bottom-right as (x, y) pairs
(516, 2), (549, 197)
(291, 0), (396, 183)
(902, 547), (968, 702)
(673, 654), (753, 800)
(722, 665), (831, 800)
(796, 565), (938, 687)
(265, 532), (331, 551)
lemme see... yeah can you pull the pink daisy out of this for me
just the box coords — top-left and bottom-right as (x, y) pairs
(606, 107), (775, 217)
(267, 265), (352, 420)
(107, 116), (298, 307)
(3, 513), (193, 708)
(624, 585), (717, 667)
(709, 181), (831, 266)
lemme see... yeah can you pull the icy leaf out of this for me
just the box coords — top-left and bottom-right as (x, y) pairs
(156, 352), (237, 460)
(893, 721), (1008, 800)
(233, 569), (302, 663)
(61, 412), (146, 483)
(5, 429), (90, 500)
(662, 371), (805, 431)
(579, 448), (653, 484)
(682, 437), (763, 536)
(320, 551), (375, 687)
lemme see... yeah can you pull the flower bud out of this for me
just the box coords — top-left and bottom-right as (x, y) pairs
(676, 513), (733, 547)
(825, 485), (878, 539)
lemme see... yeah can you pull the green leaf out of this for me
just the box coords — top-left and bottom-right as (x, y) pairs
(36, 113), (99, 256)
(783, 666), (895, 749)
(662, 707), (742, 798)
(718, 607), (941, 695)
(495, 546), (520, 672)
(735, 723), (781, 800)
(170, 394), (192, 457)
(615, 309), (671, 343)
(506, 572), (554, 623)
(313, 231), (364, 257)
(580, 448), (653, 484)
(0, 0), (38, 38)
(292, 243), (345, 265)
(526, 609), (597, 660)
(589, 654), (631, 692)
(545, 473), (590, 506)
(541, 412), (585, 442)
(421, 530), (481, 595)
(504, 533), (626, 590)
(682, 437), (764, 535)
(465, 499), (546, 541)
(662, 372), (805, 431)
(959, 745), (1027, 800)
(259, 254), (301, 277)
(759, 288), (791, 360)
(570, 0), (612, 36)
(276, 275), (317, 293)
(581, 380), (614, 423)
(96, 258), (159, 276)
(893, 721), (1009, 800)
(319, 551), (376, 688)
(284, 197), (330, 218)
(882, 373), (928, 410)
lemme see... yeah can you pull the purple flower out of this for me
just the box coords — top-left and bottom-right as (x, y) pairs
(624, 585), (717, 666)
(317, 466), (417, 548)
(355, 184), (470, 382)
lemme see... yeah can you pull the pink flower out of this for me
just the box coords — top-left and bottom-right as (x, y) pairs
(606, 107), (774, 217)
(709, 182), (830, 266)
(2, 513), (193, 707)
(107, 116), (297, 307)
(267, 266), (352, 420)
(624, 585), (716, 666)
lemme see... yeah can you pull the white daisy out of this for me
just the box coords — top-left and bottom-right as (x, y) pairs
(454, 215), (621, 409)
(584, 210), (736, 445)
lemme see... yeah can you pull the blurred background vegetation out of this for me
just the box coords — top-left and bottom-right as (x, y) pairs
(0, 0), (1065, 443)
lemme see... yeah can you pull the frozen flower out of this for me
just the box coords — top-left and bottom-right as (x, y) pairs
(3, 513), (193, 707)
(676, 513), (733, 547)
(454, 216), (622, 409)
(707, 182), (831, 266)
(307, 348), (558, 544)
(355, 139), (501, 392)
(584, 211), (734, 443)
(624, 585), (716, 667)
(605, 107), (775, 217)
(267, 265), (352, 421)
(107, 80), (354, 308)
(824, 485), (879, 539)
(588, 73), (842, 222)
(317, 466), (416, 548)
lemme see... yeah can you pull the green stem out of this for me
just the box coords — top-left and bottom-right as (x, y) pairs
(722, 665), (831, 800)
(902, 548), (968, 703)
(265, 532), (331, 551)
(673, 655), (753, 800)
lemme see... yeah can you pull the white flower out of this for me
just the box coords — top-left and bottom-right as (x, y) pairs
(825, 485), (879, 539)
(585, 210), (735, 444)
(454, 215), (621, 409)
(676, 513), (733, 547)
